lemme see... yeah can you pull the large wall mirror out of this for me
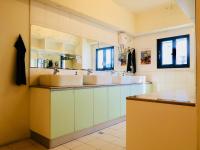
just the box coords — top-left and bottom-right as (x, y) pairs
(30, 25), (115, 71)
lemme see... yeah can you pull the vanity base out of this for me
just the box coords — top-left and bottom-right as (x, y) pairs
(31, 116), (126, 148)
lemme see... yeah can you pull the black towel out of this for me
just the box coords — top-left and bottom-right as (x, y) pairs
(127, 48), (136, 73)
(14, 34), (27, 85)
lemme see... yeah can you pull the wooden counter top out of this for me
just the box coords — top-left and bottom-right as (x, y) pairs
(30, 82), (152, 90)
(127, 91), (196, 107)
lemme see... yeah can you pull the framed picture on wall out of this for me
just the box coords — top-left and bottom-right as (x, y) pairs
(118, 52), (127, 66)
(141, 50), (151, 64)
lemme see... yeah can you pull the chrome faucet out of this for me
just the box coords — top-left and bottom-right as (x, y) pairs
(53, 66), (59, 75)
(87, 69), (93, 75)
(122, 71), (126, 76)
(110, 70), (116, 75)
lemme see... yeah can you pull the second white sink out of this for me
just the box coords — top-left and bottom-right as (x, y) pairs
(83, 75), (112, 85)
(112, 75), (146, 84)
(39, 75), (83, 87)
(112, 76), (133, 84)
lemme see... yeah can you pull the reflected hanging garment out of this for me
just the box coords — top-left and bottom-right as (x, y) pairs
(14, 34), (27, 85)
(127, 48), (136, 73)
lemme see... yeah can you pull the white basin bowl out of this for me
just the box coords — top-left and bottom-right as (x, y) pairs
(39, 75), (83, 87)
(83, 75), (112, 85)
(132, 76), (146, 83)
(112, 75), (146, 84)
(112, 76), (133, 84)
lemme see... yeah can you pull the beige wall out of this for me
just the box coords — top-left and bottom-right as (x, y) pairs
(134, 26), (196, 97)
(0, 0), (30, 145)
(31, 0), (119, 46)
(81, 38), (92, 69)
(196, 0), (200, 149)
(41, 0), (135, 34)
(176, 0), (195, 21)
(135, 3), (192, 34)
(38, 0), (194, 35)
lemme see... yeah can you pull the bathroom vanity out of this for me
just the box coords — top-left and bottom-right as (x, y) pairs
(30, 83), (152, 148)
(29, 24), (153, 148)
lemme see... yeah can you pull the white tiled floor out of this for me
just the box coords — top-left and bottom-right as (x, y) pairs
(0, 122), (126, 150)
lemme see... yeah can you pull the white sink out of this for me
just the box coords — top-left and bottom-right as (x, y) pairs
(132, 76), (146, 83)
(112, 75), (146, 84)
(39, 75), (83, 87)
(83, 75), (112, 85)
(112, 76), (133, 84)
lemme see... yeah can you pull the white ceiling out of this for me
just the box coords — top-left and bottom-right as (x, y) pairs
(176, 0), (195, 20)
(113, 0), (172, 13)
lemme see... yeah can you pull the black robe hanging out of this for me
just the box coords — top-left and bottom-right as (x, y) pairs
(127, 49), (136, 73)
(14, 34), (27, 85)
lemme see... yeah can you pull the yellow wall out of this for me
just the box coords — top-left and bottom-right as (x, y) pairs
(42, 0), (135, 34)
(135, 3), (192, 34)
(196, 1), (200, 149)
(31, 0), (119, 46)
(40, 0), (193, 35)
(0, 0), (30, 145)
(30, 88), (51, 138)
(127, 100), (197, 150)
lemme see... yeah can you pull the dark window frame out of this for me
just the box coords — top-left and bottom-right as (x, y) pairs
(96, 46), (114, 71)
(157, 34), (190, 69)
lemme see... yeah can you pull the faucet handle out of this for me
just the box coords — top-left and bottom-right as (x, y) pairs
(87, 69), (93, 75)
(110, 70), (116, 75)
(54, 61), (59, 67)
(122, 71), (126, 76)
(53, 67), (59, 75)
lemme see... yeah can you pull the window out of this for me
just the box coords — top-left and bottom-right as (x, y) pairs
(96, 46), (114, 71)
(157, 34), (190, 68)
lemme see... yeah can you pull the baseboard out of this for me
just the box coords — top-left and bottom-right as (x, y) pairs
(31, 116), (126, 148)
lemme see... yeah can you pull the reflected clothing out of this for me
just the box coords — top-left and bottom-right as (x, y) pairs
(127, 49), (136, 73)
(15, 34), (26, 85)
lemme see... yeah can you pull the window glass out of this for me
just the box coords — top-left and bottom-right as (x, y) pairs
(157, 34), (189, 68)
(106, 49), (111, 68)
(96, 46), (114, 70)
(162, 40), (173, 65)
(97, 50), (104, 69)
(176, 38), (187, 65)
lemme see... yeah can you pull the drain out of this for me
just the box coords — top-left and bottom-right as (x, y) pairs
(98, 131), (104, 134)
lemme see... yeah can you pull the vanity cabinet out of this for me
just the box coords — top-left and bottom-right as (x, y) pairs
(30, 83), (153, 147)
(51, 90), (75, 138)
(93, 87), (108, 125)
(145, 84), (153, 94)
(74, 89), (93, 131)
(108, 86), (121, 120)
(131, 84), (145, 96)
(120, 85), (131, 116)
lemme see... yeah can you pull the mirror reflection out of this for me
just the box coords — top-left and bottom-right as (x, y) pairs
(30, 25), (114, 71)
